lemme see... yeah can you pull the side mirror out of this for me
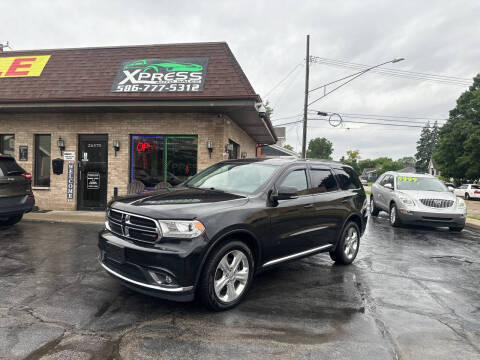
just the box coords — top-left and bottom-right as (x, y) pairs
(277, 186), (298, 200)
(448, 186), (454, 192)
(384, 183), (394, 190)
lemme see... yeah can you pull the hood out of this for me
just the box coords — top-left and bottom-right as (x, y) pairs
(398, 190), (456, 201)
(110, 187), (249, 220)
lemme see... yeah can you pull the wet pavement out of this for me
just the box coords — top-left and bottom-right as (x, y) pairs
(0, 216), (479, 360)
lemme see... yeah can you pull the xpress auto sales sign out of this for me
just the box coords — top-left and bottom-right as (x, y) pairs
(111, 57), (208, 93)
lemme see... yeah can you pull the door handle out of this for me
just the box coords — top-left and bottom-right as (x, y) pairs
(304, 204), (313, 208)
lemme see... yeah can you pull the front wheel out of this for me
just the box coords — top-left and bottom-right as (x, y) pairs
(370, 197), (379, 216)
(449, 226), (464, 232)
(329, 222), (360, 265)
(199, 241), (254, 311)
(389, 204), (402, 227)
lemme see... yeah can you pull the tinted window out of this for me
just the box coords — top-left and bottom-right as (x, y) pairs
(280, 169), (308, 195)
(472, 185), (480, 190)
(34, 134), (51, 187)
(310, 169), (337, 193)
(334, 167), (361, 190)
(0, 158), (25, 177)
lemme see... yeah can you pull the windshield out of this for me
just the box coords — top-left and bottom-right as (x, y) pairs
(184, 162), (279, 195)
(396, 176), (448, 192)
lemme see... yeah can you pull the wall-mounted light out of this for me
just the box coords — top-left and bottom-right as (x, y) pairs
(113, 140), (120, 156)
(57, 137), (65, 156)
(207, 140), (214, 158)
(241, 152), (247, 159)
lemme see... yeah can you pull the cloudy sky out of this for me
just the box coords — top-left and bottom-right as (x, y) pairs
(1, 0), (478, 160)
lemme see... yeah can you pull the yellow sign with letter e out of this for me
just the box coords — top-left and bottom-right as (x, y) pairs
(0, 55), (51, 78)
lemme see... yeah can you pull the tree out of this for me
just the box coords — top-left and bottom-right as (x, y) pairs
(342, 150), (361, 173)
(306, 137), (333, 159)
(434, 74), (480, 181)
(415, 122), (432, 173)
(397, 156), (416, 168)
(264, 100), (273, 117)
(283, 144), (294, 151)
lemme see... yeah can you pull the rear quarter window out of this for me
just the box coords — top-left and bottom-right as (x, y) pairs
(0, 158), (25, 177)
(334, 167), (362, 190)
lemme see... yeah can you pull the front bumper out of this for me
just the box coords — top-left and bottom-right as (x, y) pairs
(98, 230), (209, 302)
(397, 207), (466, 227)
(0, 195), (35, 217)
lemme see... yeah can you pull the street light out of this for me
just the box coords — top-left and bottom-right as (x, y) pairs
(301, 56), (405, 158)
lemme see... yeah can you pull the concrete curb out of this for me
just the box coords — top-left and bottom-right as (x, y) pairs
(465, 218), (480, 232)
(23, 211), (105, 225)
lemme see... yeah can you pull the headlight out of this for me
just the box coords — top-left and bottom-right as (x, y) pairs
(398, 193), (415, 206)
(158, 220), (205, 239)
(456, 197), (466, 209)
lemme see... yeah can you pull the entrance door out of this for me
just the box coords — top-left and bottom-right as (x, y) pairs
(77, 134), (108, 210)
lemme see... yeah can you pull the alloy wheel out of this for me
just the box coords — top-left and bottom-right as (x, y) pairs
(390, 206), (396, 225)
(214, 250), (249, 303)
(370, 198), (375, 214)
(343, 226), (359, 260)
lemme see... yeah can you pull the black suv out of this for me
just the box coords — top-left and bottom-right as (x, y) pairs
(0, 155), (35, 226)
(99, 158), (367, 310)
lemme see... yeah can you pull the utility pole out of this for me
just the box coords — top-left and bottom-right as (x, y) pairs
(301, 35), (310, 159)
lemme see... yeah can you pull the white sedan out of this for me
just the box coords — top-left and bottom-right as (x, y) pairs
(454, 184), (480, 200)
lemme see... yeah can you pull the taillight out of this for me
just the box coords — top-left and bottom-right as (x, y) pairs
(22, 172), (32, 180)
(28, 195), (35, 200)
(474, 190), (480, 194)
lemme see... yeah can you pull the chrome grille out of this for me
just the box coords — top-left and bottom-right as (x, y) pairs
(107, 209), (160, 246)
(420, 199), (454, 208)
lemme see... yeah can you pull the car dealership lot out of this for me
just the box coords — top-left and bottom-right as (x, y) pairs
(1, 219), (479, 359)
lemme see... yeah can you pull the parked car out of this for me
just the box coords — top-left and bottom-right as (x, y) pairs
(361, 179), (368, 186)
(98, 158), (368, 310)
(0, 154), (35, 226)
(442, 181), (456, 191)
(370, 172), (466, 231)
(454, 184), (480, 200)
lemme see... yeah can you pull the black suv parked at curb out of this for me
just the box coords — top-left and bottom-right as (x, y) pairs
(0, 155), (35, 226)
(98, 158), (368, 310)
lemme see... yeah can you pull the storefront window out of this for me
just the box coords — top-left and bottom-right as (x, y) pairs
(131, 135), (197, 188)
(34, 134), (51, 187)
(228, 139), (239, 159)
(0, 134), (15, 156)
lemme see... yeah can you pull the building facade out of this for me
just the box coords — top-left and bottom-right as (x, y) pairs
(0, 42), (275, 210)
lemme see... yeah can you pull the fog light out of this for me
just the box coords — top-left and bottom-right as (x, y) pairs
(149, 271), (176, 286)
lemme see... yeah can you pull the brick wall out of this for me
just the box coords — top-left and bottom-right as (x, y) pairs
(0, 112), (256, 210)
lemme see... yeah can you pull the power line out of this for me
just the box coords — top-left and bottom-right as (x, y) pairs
(306, 111), (448, 125)
(275, 117), (434, 128)
(309, 56), (472, 86)
(308, 110), (448, 121)
(264, 63), (303, 99)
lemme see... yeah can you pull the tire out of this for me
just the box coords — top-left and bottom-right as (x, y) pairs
(465, 193), (470, 200)
(389, 203), (402, 227)
(370, 196), (379, 216)
(329, 222), (360, 265)
(199, 240), (254, 311)
(0, 214), (23, 226)
(449, 226), (464, 232)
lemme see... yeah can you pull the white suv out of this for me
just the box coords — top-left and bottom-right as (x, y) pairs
(454, 184), (480, 200)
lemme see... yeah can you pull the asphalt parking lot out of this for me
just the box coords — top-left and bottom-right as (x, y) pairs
(1, 216), (479, 360)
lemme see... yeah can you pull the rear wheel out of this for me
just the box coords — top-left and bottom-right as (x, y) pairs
(199, 241), (254, 311)
(465, 193), (470, 200)
(370, 196), (379, 216)
(0, 214), (23, 226)
(389, 203), (401, 227)
(329, 222), (360, 265)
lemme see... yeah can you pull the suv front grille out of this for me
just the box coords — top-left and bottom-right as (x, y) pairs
(107, 209), (160, 246)
(420, 199), (454, 208)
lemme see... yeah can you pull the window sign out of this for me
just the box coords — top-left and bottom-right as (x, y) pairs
(19, 145), (28, 161)
(87, 172), (100, 190)
(112, 57), (208, 93)
(131, 135), (197, 188)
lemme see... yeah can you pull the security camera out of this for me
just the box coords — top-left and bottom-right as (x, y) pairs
(255, 103), (267, 118)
